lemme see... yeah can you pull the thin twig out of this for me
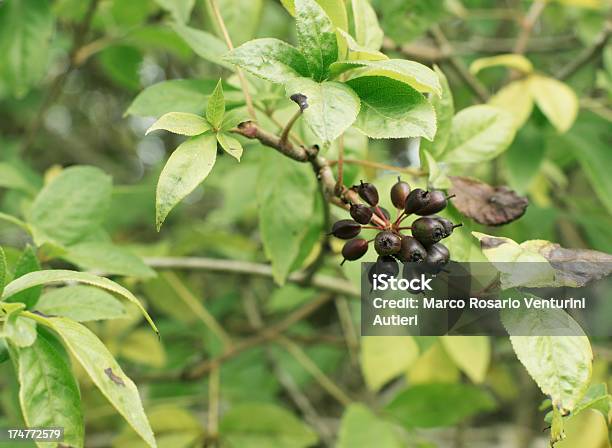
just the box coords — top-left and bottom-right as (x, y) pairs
(556, 19), (612, 81)
(431, 26), (490, 102)
(279, 110), (302, 146)
(336, 134), (345, 194)
(334, 297), (359, 366)
(513, 0), (547, 55)
(208, 0), (256, 120)
(144, 257), (359, 297)
(207, 365), (220, 445)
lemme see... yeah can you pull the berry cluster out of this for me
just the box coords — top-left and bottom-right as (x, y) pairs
(331, 178), (461, 271)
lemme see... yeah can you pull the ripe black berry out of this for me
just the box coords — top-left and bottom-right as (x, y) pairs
(373, 255), (399, 278)
(396, 236), (427, 263)
(404, 189), (430, 214)
(415, 191), (449, 215)
(350, 203), (373, 225)
(374, 231), (402, 256)
(390, 177), (411, 209)
(411, 217), (446, 246)
(430, 216), (462, 237)
(341, 238), (368, 263)
(426, 243), (450, 266)
(355, 180), (379, 206)
(331, 219), (361, 239)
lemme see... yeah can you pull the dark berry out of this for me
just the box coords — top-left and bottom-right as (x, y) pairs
(372, 255), (399, 278)
(426, 243), (450, 266)
(350, 203), (373, 225)
(374, 231), (402, 256)
(355, 180), (379, 206)
(430, 216), (462, 237)
(396, 236), (427, 263)
(391, 176), (411, 209)
(404, 188), (430, 214)
(331, 219), (361, 239)
(341, 238), (368, 262)
(415, 191), (448, 215)
(411, 217), (446, 246)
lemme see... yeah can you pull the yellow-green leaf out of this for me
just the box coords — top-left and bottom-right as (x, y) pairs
(360, 336), (419, 391)
(146, 112), (211, 136)
(470, 54), (533, 75)
(217, 132), (244, 161)
(206, 80), (225, 129)
(489, 79), (534, 129)
(528, 75), (578, 133)
(441, 336), (491, 383)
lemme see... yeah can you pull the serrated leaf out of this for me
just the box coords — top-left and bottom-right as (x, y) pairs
(28, 166), (112, 246)
(63, 242), (155, 278)
(385, 383), (496, 428)
(216, 133), (243, 161)
(351, 0), (384, 51)
(5, 314), (37, 348)
(360, 336), (419, 391)
(528, 75), (578, 133)
(337, 404), (403, 448)
(2, 270), (158, 335)
(206, 80), (225, 129)
(0, 0), (54, 97)
(470, 54), (533, 75)
(337, 29), (386, 61)
(257, 150), (317, 284)
(38, 317), (156, 448)
(502, 306), (592, 412)
(36, 285), (126, 322)
(281, 0), (348, 30)
(224, 38), (310, 83)
(11, 330), (84, 448)
(156, 133), (217, 230)
(172, 23), (231, 69)
(154, 0), (194, 23)
(220, 403), (318, 448)
(422, 65), (454, 157)
(441, 336), (490, 383)
(442, 105), (515, 164)
(5, 246), (41, 308)
(285, 77), (360, 142)
(295, 0), (338, 80)
(331, 59), (441, 95)
(146, 112), (211, 136)
(346, 76), (436, 139)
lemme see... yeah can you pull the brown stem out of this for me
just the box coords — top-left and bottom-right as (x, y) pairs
(513, 0), (547, 55)
(336, 134), (345, 194)
(279, 110), (302, 146)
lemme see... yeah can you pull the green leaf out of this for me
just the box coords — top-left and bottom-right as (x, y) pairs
(206, 80), (225, 129)
(205, 0), (264, 46)
(337, 29), (386, 61)
(360, 336), (419, 391)
(470, 54), (533, 75)
(385, 383), (496, 428)
(36, 285), (127, 322)
(295, 0), (338, 80)
(221, 107), (251, 131)
(118, 328), (167, 368)
(441, 336), (491, 384)
(5, 314), (37, 348)
(0, 246), (6, 297)
(28, 166), (112, 246)
(442, 105), (515, 164)
(421, 149), (451, 189)
(98, 45), (143, 91)
(154, 0), (195, 23)
(489, 79), (534, 131)
(421, 65), (454, 157)
(0, 212), (30, 233)
(172, 23), (232, 69)
(146, 112), (211, 136)
(5, 246), (42, 308)
(351, 0), (384, 51)
(502, 306), (592, 412)
(285, 77), (360, 142)
(378, 0), (445, 44)
(63, 242), (156, 278)
(126, 79), (238, 118)
(0, 0), (54, 97)
(36, 316), (156, 448)
(2, 270), (158, 335)
(257, 150), (317, 284)
(224, 38), (310, 84)
(156, 133), (218, 230)
(346, 76), (436, 139)
(0, 162), (38, 194)
(11, 330), (84, 448)
(219, 403), (318, 448)
(528, 75), (578, 133)
(572, 383), (611, 419)
(337, 403), (403, 448)
(281, 0), (348, 30)
(217, 133), (244, 161)
(331, 59), (441, 95)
